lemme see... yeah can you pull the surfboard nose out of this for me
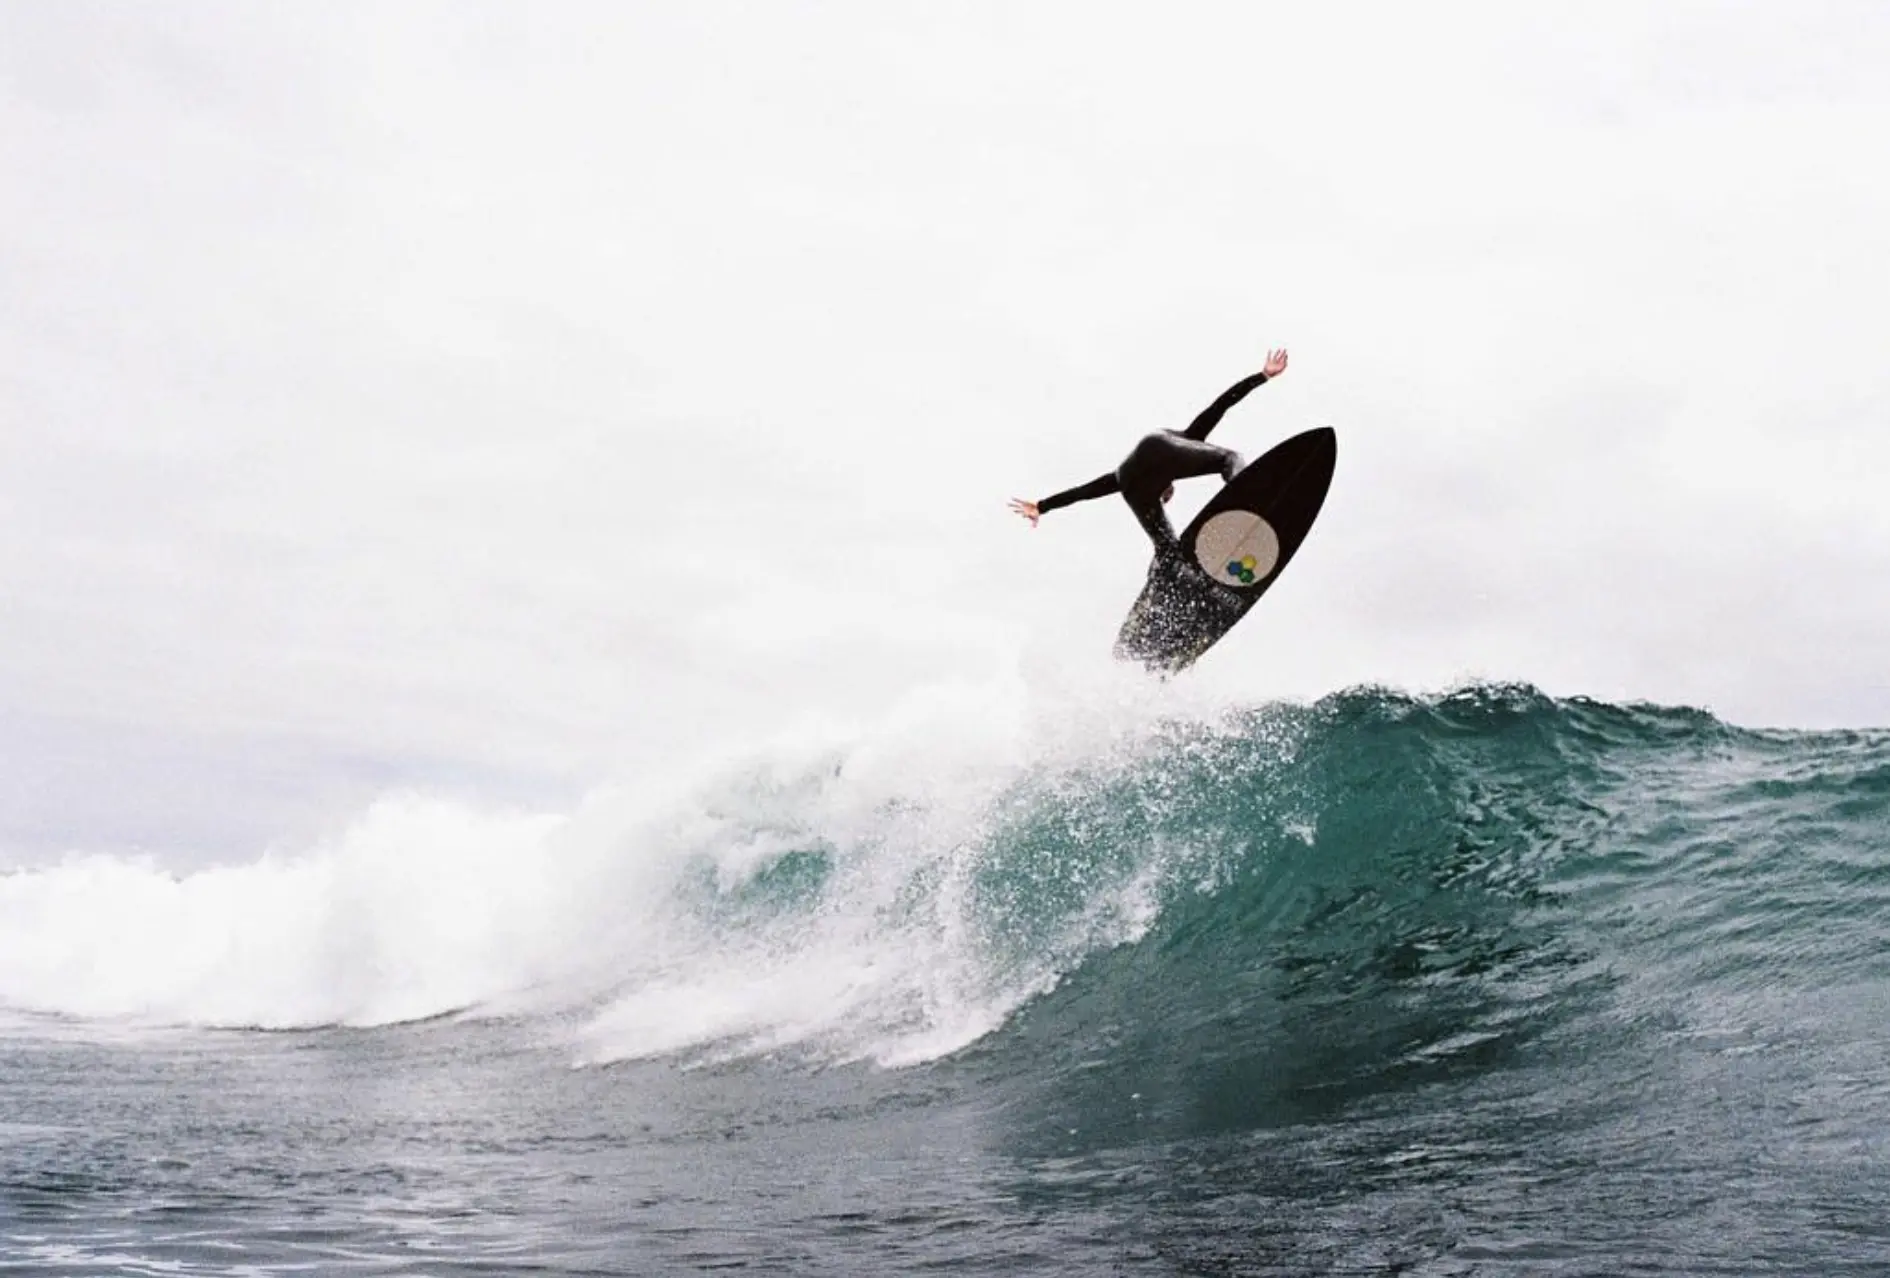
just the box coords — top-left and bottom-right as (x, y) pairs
(1279, 425), (1336, 464)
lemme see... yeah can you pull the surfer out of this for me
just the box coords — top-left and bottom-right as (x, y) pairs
(1009, 349), (1290, 557)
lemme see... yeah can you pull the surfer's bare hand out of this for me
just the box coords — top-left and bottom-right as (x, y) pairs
(1264, 348), (1289, 378)
(1008, 498), (1041, 528)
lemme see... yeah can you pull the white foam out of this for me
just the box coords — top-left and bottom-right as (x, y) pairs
(0, 662), (1261, 1064)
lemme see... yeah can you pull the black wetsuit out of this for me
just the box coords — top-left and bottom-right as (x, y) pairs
(1035, 371), (1269, 556)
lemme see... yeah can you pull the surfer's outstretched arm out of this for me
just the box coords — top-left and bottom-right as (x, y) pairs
(1010, 473), (1120, 527)
(1181, 347), (1289, 441)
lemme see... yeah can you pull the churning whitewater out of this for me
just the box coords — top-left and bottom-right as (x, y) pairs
(5, 681), (1890, 1272)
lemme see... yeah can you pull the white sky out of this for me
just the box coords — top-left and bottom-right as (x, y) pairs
(5, 1), (1890, 861)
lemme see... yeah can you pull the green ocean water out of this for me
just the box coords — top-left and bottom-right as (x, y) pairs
(4, 684), (1889, 1273)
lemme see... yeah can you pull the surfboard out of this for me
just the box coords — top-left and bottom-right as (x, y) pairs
(1113, 426), (1337, 672)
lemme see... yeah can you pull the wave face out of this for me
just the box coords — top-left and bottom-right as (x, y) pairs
(969, 685), (1890, 1153)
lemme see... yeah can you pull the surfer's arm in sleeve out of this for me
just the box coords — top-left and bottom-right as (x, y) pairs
(1009, 474), (1120, 528)
(1180, 347), (1289, 441)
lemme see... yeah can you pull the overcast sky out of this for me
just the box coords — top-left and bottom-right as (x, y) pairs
(5, 1), (1890, 863)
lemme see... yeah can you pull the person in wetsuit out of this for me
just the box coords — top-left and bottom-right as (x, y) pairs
(1009, 348), (1289, 557)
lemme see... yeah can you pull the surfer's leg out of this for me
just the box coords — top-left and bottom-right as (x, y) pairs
(1120, 431), (1242, 492)
(1121, 490), (1182, 558)
(1156, 434), (1244, 482)
(1112, 431), (1243, 560)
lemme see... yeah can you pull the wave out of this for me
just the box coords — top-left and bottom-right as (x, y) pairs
(4, 681), (1886, 1087)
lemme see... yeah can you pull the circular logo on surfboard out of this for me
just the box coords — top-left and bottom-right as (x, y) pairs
(1194, 510), (1280, 587)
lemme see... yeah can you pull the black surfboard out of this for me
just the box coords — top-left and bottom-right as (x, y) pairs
(1113, 426), (1337, 672)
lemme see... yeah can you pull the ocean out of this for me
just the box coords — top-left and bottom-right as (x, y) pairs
(4, 683), (1889, 1274)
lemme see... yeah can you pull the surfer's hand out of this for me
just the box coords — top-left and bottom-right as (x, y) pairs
(1008, 498), (1041, 528)
(1264, 348), (1288, 378)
